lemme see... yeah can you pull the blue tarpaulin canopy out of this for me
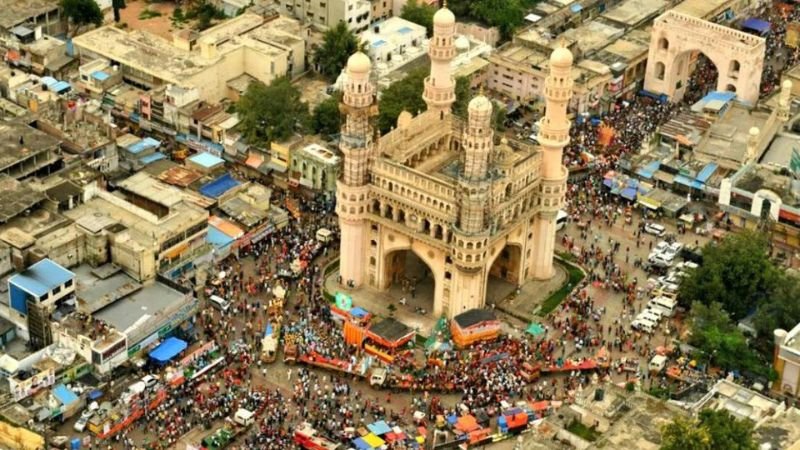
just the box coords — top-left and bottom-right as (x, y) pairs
(139, 152), (166, 164)
(742, 18), (770, 34)
(53, 384), (79, 406)
(350, 307), (369, 318)
(51, 81), (71, 93)
(352, 438), (370, 450)
(207, 225), (235, 248)
(636, 161), (660, 179)
(368, 420), (392, 435)
(149, 337), (187, 364)
(695, 162), (718, 183)
(621, 187), (638, 200)
(674, 175), (694, 187)
(127, 137), (160, 154)
(200, 173), (240, 198)
(88, 389), (103, 400)
(570, 3), (583, 12)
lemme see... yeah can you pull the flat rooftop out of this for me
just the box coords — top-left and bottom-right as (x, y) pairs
(93, 280), (187, 334)
(673, 0), (732, 19)
(761, 133), (800, 168)
(74, 264), (143, 314)
(560, 20), (625, 56)
(735, 165), (799, 207)
(72, 13), (300, 85)
(697, 104), (771, 168)
(0, 122), (60, 172)
(63, 195), (207, 246)
(601, 0), (667, 27)
(0, 0), (59, 29)
(0, 176), (45, 224)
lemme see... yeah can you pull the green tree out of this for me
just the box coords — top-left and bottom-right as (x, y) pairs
(661, 416), (712, 450)
(377, 67), (428, 133)
(112, 0), (126, 23)
(697, 410), (758, 450)
(237, 77), (309, 145)
(312, 93), (342, 137)
(451, 76), (472, 119)
(754, 272), (800, 337)
(660, 410), (756, 450)
(401, 0), (436, 36)
(688, 301), (761, 373)
(61, 0), (103, 34)
(493, 105), (507, 131)
(469, 0), (524, 39)
(678, 230), (777, 320)
(313, 22), (367, 82)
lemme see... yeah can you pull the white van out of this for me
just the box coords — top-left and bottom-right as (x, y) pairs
(632, 318), (656, 333)
(649, 296), (677, 317)
(649, 355), (667, 373)
(644, 223), (666, 236)
(316, 227), (333, 243)
(556, 210), (569, 231)
(638, 310), (661, 324)
(234, 408), (255, 426)
(209, 295), (230, 312)
(645, 305), (671, 320)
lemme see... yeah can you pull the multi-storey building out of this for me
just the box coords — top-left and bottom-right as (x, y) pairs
(278, 0), (371, 32)
(337, 5), (572, 317)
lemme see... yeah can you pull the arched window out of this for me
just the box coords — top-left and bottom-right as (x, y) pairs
(729, 60), (740, 78)
(726, 84), (737, 93)
(654, 62), (665, 81)
(658, 38), (669, 50)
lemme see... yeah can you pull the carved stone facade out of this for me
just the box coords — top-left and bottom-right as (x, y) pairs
(644, 10), (766, 105)
(337, 6), (572, 317)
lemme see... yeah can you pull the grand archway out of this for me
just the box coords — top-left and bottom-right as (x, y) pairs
(644, 11), (765, 104)
(383, 249), (436, 314)
(485, 243), (523, 305)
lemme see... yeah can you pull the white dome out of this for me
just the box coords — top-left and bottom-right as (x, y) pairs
(455, 35), (470, 51)
(550, 46), (573, 67)
(469, 94), (492, 113)
(434, 7), (455, 26)
(347, 52), (371, 74)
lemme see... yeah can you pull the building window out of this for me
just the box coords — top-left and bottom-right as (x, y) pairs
(53, 286), (62, 296)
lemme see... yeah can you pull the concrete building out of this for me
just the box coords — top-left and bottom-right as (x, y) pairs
(336, 6), (571, 317)
(0, 121), (63, 180)
(277, 0), (371, 32)
(7, 258), (75, 349)
(51, 264), (197, 374)
(361, 18), (426, 67)
(0, 0), (65, 41)
(63, 180), (209, 282)
(290, 142), (341, 195)
(775, 324), (800, 398)
(72, 13), (307, 104)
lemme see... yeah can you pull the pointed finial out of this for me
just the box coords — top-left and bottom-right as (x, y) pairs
(443, 0), (447, 7)
(559, 37), (566, 48)
(479, 84), (484, 96)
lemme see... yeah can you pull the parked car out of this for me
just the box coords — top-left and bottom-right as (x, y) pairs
(644, 223), (666, 237)
(74, 413), (92, 432)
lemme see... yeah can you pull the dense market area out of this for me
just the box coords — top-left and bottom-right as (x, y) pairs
(3, 0), (800, 449)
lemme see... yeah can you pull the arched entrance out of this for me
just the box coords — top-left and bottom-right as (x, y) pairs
(644, 11), (765, 104)
(486, 243), (523, 305)
(676, 52), (719, 104)
(383, 249), (436, 313)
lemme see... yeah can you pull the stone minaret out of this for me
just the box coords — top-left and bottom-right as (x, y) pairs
(532, 45), (574, 279)
(449, 93), (494, 312)
(423, 4), (456, 119)
(337, 52), (375, 287)
(459, 93), (493, 232)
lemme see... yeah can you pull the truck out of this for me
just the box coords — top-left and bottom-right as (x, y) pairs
(261, 322), (280, 363)
(369, 367), (387, 387)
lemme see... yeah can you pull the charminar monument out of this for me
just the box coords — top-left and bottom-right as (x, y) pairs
(336, 4), (573, 318)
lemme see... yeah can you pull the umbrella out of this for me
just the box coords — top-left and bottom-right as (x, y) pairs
(526, 323), (545, 336)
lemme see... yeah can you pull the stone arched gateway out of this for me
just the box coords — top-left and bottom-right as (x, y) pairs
(644, 10), (766, 105)
(751, 189), (782, 221)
